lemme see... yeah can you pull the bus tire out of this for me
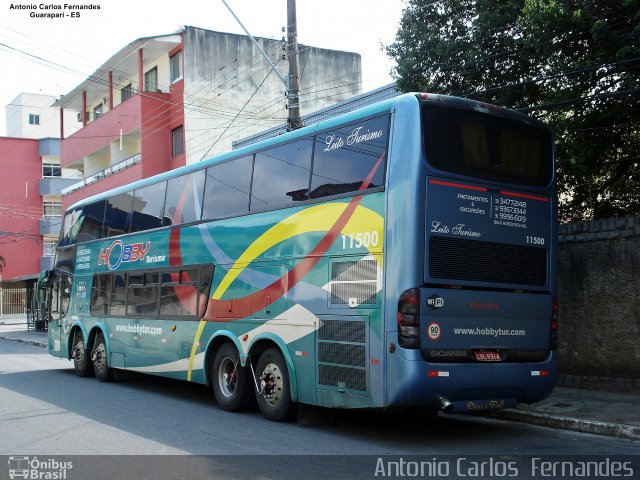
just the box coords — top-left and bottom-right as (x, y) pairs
(71, 331), (93, 378)
(91, 332), (112, 382)
(255, 347), (296, 422)
(211, 343), (254, 411)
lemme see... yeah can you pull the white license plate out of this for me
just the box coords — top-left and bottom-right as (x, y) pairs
(474, 350), (501, 361)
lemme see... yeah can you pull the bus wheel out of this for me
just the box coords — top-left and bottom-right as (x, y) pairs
(255, 347), (295, 421)
(212, 343), (253, 411)
(91, 332), (112, 382)
(71, 331), (93, 377)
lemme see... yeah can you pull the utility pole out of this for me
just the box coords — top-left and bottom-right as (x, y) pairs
(286, 0), (303, 131)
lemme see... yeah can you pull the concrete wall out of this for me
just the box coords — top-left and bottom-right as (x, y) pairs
(558, 215), (640, 384)
(6, 93), (80, 139)
(183, 27), (361, 162)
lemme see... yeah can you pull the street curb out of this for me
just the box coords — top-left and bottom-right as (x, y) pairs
(0, 335), (48, 349)
(488, 409), (640, 441)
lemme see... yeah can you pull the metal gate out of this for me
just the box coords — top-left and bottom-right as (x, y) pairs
(0, 287), (27, 323)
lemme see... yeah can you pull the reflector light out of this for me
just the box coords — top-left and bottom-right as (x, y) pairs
(531, 370), (550, 377)
(427, 371), (450, 377)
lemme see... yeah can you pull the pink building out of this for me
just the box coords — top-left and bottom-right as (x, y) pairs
(0, 136), (75, 282)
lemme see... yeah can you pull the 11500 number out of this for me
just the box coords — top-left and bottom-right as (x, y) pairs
(341, 231), (380, 249)
(526, 236), (545, 245)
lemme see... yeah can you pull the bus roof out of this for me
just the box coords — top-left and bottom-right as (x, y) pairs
(66, 92), (548, 211)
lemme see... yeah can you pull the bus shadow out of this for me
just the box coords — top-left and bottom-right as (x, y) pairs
(0, 359), (561, 455)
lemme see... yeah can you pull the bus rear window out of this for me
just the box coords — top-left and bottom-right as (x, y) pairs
(422, 105), (552, 186)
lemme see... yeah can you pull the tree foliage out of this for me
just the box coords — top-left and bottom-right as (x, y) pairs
(0, 255), (4, 273)
(387, 0), (640, 221)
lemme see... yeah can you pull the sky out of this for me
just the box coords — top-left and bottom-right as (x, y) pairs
(0, 0), (406, 136)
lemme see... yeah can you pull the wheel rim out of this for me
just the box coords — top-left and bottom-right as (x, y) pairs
(93, 341), (107, 375)
(259, 362), (283, 407)
(73, 339), (85, 370)
(218, 356), (237, 398)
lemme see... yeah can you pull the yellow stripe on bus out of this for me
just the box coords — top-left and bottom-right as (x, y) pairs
(187, 320), (207, 381)
(212, 203), (383, 299)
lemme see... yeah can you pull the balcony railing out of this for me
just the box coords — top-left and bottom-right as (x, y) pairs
(61, 154), (141, 196)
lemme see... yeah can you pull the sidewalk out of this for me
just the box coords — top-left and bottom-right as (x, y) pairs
(489, 387), (640, 440)
(0, 323), (49, 348)
(0, 323), (638, 440)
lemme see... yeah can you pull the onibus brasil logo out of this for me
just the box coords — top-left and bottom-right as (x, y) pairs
(8, 456), (73, 479)
(98, 239), (151, 270)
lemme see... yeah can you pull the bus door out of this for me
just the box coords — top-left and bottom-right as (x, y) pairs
(46, 272), (72, 358)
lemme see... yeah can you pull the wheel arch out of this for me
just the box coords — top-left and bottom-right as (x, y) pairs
(66, 322), (88, 359)
(203, 330), (243, 387)
(247, 334), (298, 403)
(87, 322), (111, 360)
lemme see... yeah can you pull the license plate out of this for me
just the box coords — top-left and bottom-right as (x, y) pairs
(474, 350), (501, 362)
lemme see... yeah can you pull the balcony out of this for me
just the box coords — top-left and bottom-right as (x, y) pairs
(61, 153), (142, 196)
(39, 217), (62, 236)
(39, 177), (79, 196)
(61, 94), (143, 168)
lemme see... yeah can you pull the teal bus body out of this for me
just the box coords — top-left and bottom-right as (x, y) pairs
(46, 93), (557, 418)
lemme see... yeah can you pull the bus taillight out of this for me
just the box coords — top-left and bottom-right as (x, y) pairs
(550, 297), (558, 349)
(397, 288), (420, 349)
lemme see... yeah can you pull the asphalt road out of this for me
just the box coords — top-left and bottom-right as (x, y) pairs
(1, 339), (638, 479)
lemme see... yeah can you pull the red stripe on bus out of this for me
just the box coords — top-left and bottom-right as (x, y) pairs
(500, 191), (549, 202)
(193, 151), (386, 322)
(429, 179), (487, 192)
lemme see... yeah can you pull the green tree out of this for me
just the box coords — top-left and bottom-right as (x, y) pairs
(0, 255), (4, 273)
(387, 0), (640, 221)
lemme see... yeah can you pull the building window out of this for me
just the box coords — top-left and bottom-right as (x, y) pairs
(170, 51), (183, 84)
(171, 126), (184, 157)
(42, 163), (61, 178)
(144, 67), (158, 92)
(121, 83), (133, 102)
(43, 241), (57, 257)
(93, 103), (103, 120)
(29, 114), (40, 125)
(43, 201), (61, 218)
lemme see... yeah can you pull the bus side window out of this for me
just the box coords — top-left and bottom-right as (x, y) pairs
(163, 171), (205, 226)
(60, 274), (72, 316)
(250, 138), (313, 210)
(77, 200), (106, 242)
(159, 269), (198, 318)
(198, 266), (214, 316)
(104, 192), (134, 237)
(310, 114), (389, 198)
(202, 157), (252, 220)
(109, 273), (127, 316)
(90, 274), (110, 316)
(130, 182), (167, 233)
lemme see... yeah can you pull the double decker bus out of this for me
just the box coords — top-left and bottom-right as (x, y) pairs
(43, 93), (557, 421)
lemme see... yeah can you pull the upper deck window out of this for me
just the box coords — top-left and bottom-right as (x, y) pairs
(310, 114), (389, 199)
(251, 139), (313, 210)
(422, 104), (552, 186)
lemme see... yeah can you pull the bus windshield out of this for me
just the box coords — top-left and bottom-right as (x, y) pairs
(422, 104), (553, 186)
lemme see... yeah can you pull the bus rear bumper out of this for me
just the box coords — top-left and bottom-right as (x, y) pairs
(386, 348), (557, 413)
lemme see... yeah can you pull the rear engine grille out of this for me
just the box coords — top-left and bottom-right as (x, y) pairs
(429, 236), (547, 286)
(318, 318), (367, 393)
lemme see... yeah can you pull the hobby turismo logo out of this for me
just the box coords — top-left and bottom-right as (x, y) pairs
(98, 240), (151, 270)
